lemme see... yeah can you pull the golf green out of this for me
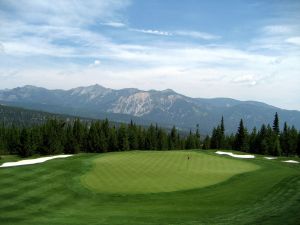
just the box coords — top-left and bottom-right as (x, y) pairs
(82, 151), (259, 193)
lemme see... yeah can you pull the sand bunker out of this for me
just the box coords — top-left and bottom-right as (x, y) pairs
(264, 157), (277, 160)
(216, 151), (255, 159)
(282, 160), (299, 164)
(0, 155), (72, 168)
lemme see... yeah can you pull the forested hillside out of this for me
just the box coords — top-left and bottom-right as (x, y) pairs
(0, 104), (93, 126)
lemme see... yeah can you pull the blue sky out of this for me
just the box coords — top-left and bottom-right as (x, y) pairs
(0, 0), (300, 110)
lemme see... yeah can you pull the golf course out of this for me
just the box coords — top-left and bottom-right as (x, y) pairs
(1, 150), (300, 225)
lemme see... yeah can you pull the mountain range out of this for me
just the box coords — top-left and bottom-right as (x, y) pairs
(1, 84), (300, 134)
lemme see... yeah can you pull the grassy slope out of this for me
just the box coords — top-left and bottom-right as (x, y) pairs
(0, 155), (20, 164)
(0, 150), (299, 225)
(82, 151), (259, 194)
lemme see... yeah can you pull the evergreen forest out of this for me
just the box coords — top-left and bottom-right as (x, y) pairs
(0, 113), (300, 157)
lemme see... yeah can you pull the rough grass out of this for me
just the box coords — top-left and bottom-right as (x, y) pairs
(82, 151), (259, 193)
(0, 150), (299, 225)
(0, 155), (20, 164)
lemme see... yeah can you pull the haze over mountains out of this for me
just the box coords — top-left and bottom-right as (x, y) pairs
(1, 84), (300, 134)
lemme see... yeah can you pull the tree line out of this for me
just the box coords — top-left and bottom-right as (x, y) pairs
(0, 119), (200, 157)
(205, 113), (300, 156)
(0, 113), (299, 157)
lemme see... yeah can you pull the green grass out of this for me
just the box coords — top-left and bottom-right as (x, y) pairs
(82, 151), (259, 194)
(0, 150), (300, 225)
(0, 155), (20, 164)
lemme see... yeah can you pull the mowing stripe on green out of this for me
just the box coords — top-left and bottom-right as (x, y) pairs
(81, 151), (260, 194)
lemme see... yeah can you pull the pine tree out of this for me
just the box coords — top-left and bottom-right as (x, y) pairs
(226, 134), (235, 150)
(195, 124), (201, 148)
(176, 134), (182, 149)
(280, 122), (290, 156)
(289, 126), (298, 156)
(265, 125), (274, 155)
(7, 126), (21, 155)
(145, 124), (157, 150)
(169, 126), (177, 150)
(234, 119), (249, 152)
(220, 116), (225, 135)
(88, 121), (106, 153)
(210, 127), (218, 149)
(73, 118), (84, 150)
(101, 119), (110, 138)
(273, 112), (280, 135)
(157, 128), (168, 150)
(272, 137), (281, 156)
(117, 124), (129, 151)
(210, 117), (225, 149)
(137, 126), (146, 150)
(249, 127), (257, 153)
(297, 132), (300, 157)
(202, 135), (210, 149)
(257, 124), (268, 154)
(19, 128), (32, 157)
(65, 124), (79, 154)
(80, 124), (89, 152)
(87, 122), (100, 152)
(42, 119), (64, 155)
(219, 117), (225, 148)
(99, 129), (108, 152)
(108, 126), (118, 151)
(0, 123), (6, 154)
(185, 130), (196, 149)
(210, 126), (222, 149)
(128, 121), (138, 150)
(30, 127), (42, 155)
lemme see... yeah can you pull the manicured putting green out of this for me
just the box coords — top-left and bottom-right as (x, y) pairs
(82, 151), (260, 193)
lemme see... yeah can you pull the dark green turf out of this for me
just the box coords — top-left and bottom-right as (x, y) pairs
(0, 150), (299, 225)
(0, 155), (20, 164)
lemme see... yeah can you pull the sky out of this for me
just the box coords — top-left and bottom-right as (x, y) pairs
(0, 0), (300, 110)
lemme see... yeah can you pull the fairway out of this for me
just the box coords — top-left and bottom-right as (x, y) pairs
(82, 151), (259, 193)
(1, 150), (300, 225)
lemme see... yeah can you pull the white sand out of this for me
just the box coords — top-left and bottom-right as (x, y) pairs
(0, 155), (72, 168)
(216, 151), (255, 159)
(264, 157), (277, 160)
(282, 160), (299, 164)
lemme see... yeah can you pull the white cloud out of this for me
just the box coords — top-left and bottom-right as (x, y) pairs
(0, 21), (112, 57)
(262, 25), (294, 35)
(250, 23), (300, 52)
(131, 29), (172, 36)
(109, 45), (277, 68)
(101, 21), (126, 28)
(2, 39), (75, 57)
(0, 70), (19, 80)
(94, 60), (101, 65)
(130, 29), (220, 40)
(0, 0), (130, 26)
(88, 59), (101, 68)
(285, 37), (300, 46)
(232, 75), (257, 86)
(0, 43), (4, 53)
(175, 31), (221, 40)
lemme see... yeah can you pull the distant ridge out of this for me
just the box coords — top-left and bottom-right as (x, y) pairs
(1, 84), (300, 134)
(0, 104), (93, 126)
